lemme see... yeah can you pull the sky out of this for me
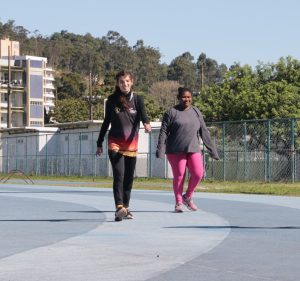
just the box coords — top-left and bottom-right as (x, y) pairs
(1, 0), (300, 67)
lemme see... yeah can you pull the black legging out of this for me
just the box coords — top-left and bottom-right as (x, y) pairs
(108, 150), (137, 208)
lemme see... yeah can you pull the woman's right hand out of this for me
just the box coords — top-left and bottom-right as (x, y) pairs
(96, 147), (103, 156)
(144, 123), (152, 133)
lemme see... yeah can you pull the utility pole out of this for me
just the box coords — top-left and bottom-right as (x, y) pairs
(7, 46), (11, 128)
(200, 61), (204, 90)
(83, 71), (101, 120)
(88, 71), (93, 120)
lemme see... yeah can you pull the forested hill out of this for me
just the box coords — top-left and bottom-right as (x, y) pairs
(0, 19), (226, 91)
(1, 19), (300, 123)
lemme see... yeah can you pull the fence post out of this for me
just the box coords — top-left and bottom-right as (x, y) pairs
(164, 155), (168, 179)
(67, 134), (70, 176)
(35, 135), (38, 175)
(79, 132), (82, 176)
(6, 138), (9, 173)
(267, 120), (271, 182)
(46, 134), (48, 176)
(201, 133), (206, 180)
(25, 136), (28, 174)
(105, 137), (110, 177)
(148, 132), (152, 178)
(222, 123), (226, 181)
(16, 137), (18, 171)
(291, 118), (295, 183)
(244, 121), (247, 180)
(92, 132), (96, 177)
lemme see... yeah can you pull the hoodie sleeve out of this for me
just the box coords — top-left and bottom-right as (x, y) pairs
(198, 111), (220, 160)
(156, 109), (172, 159)
(96, 98), (112, 148)
(137, 95), (150, 124)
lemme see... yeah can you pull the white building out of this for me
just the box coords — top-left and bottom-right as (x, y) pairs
(0, 38), (56, 128)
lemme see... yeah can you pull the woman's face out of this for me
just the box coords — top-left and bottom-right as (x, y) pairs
(118, 75), (133, 94)
(179, 91), (192, 109)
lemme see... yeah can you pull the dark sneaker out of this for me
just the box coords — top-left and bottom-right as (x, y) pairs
(115, 216), (123, 222)
(183, 194), (198, 211)
(115, 206), (127, 222)
(174, 203), (184, 213)
(124, 210), (133, 219)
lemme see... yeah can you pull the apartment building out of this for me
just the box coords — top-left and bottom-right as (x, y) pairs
(0, 38), (55, 128)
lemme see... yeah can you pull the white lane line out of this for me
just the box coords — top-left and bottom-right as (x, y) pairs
(0, 189), (230, 281)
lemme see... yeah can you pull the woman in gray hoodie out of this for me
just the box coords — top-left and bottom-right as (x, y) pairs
(156, 87), (219, 212)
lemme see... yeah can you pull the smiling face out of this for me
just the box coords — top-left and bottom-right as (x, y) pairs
(117, 74), (134, 95)
(178, 90), (192, 109)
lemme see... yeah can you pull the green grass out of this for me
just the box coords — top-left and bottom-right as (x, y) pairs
(198, 181), (300, 196)
(1, 174), (300, 196)
(134, 179), (300, 196)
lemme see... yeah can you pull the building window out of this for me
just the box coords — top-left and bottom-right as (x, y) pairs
(30, 121), (43, 126)
(30, 101), (43, 105)
(30, 60), (43, 68)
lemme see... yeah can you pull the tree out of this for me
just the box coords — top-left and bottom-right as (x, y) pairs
(0, 20), (16, 38)
(167, 52), (197, 89)
(148, 80), (180, 110)
(51, 98), (89, 123)
(101, 31), (135, 71)
(195, 60), (300, 122)
(196, 53), (227, 89)
(143, 95), (165, 121)
(132, 40), (165, 90)
(56, 72), (87, 100)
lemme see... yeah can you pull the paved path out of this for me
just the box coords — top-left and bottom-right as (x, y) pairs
(0, 183), (300, 281)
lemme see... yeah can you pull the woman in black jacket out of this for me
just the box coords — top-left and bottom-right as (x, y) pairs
(96, 70), (151, 221)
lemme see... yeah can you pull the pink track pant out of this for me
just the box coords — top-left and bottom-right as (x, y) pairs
(167, 153), (204, 204)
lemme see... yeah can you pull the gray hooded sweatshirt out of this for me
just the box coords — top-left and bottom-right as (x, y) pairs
(156, 105), (219, 160)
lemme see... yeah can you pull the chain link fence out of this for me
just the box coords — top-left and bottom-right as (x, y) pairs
(1, 118), (299, 182)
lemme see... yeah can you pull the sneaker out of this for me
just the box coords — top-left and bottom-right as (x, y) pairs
(124, 209), (134, 219)
(174, 203), (184, 213)
(115, 206), (127, 222)
(183, 194), (198, 211)
(115, 216), (123, 222)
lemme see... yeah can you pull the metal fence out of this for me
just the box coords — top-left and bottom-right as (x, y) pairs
(1, 118), (300, 182)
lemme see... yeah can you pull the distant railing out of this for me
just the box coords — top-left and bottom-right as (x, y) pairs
(0, 117), (299, 182)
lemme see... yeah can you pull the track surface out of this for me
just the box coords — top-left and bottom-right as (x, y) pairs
(0, 184), (299, 281)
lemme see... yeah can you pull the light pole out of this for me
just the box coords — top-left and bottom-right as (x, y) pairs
(88, 72), (92, 120)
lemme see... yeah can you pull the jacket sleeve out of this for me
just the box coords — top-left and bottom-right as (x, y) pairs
(137, 95), (150, 124)
(156, 110), (172, 159)
(96, 98), (112, 147)
(198, 111), (220, 160)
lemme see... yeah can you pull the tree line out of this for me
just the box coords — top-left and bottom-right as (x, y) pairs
(1, 19), (300, 123)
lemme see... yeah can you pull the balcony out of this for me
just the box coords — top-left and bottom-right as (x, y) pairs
(44, 83), (55, 90)
(44, 92), (55, 98)
(43, 75), (55, 81)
